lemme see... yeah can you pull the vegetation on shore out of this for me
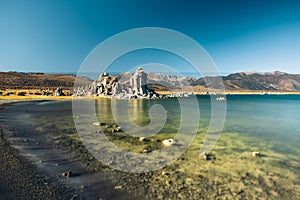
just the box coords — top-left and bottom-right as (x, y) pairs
(1, 88), (300, 100)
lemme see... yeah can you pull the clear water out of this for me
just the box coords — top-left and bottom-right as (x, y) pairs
(93, 95), (300, 156)
(2, 95), (300, 198)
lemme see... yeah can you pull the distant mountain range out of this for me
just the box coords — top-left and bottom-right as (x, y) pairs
(147, 71), (300, 91)
(1, 71), (300, 92)
(193, 71), (300, 91)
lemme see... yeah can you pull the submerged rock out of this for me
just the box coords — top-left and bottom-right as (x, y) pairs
(251, 151), (261, 157)
(200, 152), (209, 160)
(143, 148), (152, 153)
(162, 138), (176, 147)
(114, 126), (121, 132)
(162, 139), (175, 147)
(200, 152), (215, 160)
(93, 122), (106, 126)
(114, 185), (123, 190)
(61, 170), (73, 178)
(161, 171), (170, 176)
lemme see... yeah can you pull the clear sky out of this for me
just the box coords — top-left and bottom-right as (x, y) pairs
(0, 0), (300, 75)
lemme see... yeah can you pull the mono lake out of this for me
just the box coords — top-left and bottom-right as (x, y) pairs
(1, 95), (300, 199)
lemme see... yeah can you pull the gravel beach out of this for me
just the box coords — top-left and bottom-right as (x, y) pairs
(0, 125), (74, 199)
(0, 100), (75, 199)
(0, 100), (136, 200)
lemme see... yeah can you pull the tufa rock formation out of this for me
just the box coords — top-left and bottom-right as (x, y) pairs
(93, 67), (159, 98)
(130, 67), (148, 96)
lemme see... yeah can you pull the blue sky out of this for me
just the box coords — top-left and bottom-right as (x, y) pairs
(0, 0), (300, 76)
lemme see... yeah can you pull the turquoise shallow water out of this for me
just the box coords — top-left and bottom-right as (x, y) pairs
(223, 95), (300, 154)
(4, 95), (300, 158)
(96, 95), (300, 153)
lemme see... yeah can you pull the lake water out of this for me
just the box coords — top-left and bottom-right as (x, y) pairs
(2, 95), (300, 199)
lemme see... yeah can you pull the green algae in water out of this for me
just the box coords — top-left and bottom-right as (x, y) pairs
(8, 95), (300, 199)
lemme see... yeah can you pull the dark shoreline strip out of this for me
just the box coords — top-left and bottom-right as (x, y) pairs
(0, 101), (135, 200)
(0, 102), (74, 199)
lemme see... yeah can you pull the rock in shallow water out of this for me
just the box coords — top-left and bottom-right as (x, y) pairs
(251, 151), (261, 157)
(61, 170), (73, 178)
(162, 139), (175, 147)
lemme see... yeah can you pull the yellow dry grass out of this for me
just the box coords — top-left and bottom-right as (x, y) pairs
(1, 89), (300, 100)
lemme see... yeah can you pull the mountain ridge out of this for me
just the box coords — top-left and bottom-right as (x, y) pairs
(1, 71), (300, 92)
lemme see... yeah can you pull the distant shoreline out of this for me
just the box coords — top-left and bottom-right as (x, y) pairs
(2, 70), (300, 94)
(1, 90), (300, 101)
(157, 90), (300, 95)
